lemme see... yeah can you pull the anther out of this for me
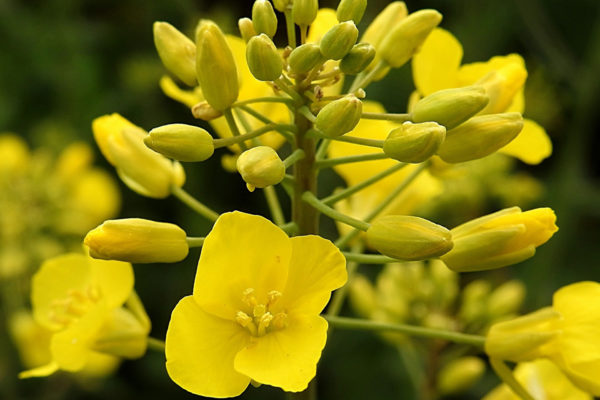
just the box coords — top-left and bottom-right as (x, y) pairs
(272, 312), (289, 329)
(257, 312), (273, 336)
(253, 304), (266, 318)
(242, 288), (258, 308)
(267, 290), (282, 306)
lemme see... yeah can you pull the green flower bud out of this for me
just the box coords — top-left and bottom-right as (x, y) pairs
(383, 122), (446, 163)
(144, 123), (214, 162)
(288, 43), (323, 74)
(252, 0), (278, 38)
(320, 21), (359, 60)
(195, 20), (239, 111)
(315, 95), (363, 137)
(437, 113), (524, 163)
(191, 101), (223, 121)
(273, 0), (290, 12)
(337, 0), (367, 24)
(236, 146), (285, 192)
(366, 215), (453, 261)
(84, 218), (189, 263)
(379, 9), (442, 68)
(487, 280), (526, 318)
(339, 43), (376, 75)
(437, 357), (485, 395)
(153, 22), (197, 87)
(292, 0), (318, 26)
(246, 34), (283, 81)
(412, 86), (489, 129)
(238, 17), (257, 43)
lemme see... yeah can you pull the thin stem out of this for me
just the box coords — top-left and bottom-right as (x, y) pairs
(275, 77), (304, 104)
(342, 252), (396, 264)
(284, 9), (297, 48)
(299, 24), (308, 44)
(233, 96), (295, 107)
(349, 60), (388, 93)
(214, 123), (291, 148)
(147, 337), (166, 353)
(283, 149), (306, 168)
(186, 237), (205, 247)
(316, 152), (389, 169)
(315, 138), (331, 160)
(302, 191), (370, 231)
(237, 105), (296, 142)
(263, 186), (286, 226)
(279, 221), (299, 235)
(322, 163), (407, 205)
(490, 359), (535, 400)
(331, 135), (384, 148)
(299, 106), (317, 123)
(326, 243), (363, 318)
(325, 316), (487, 347)
(223, 108), (247, 151)
(361, 112), (412, 123)
(170, 185), (220, 221)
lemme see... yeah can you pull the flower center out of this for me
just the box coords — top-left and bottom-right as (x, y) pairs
(48, 285), (102, 328)
(235, 288), (288, 337)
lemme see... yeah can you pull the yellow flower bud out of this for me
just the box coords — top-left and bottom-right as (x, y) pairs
(315, 95), (363, 137)
(246, 34), (283, 81)
(411, 86), (489, 129)
(292, 0), (318, 26)
(153, 22), (197, 87)
(92, 308), (149, 359)
(487, 280), (525, 318)
(437, 357), (486, 395)
(441, 207), (558, 272)
(339, 43), (375, 75)
(437, 112), (524, 164)
(366, 215), (453, 261)
(336, 0), (367, 24)
(236, 146), (285, 192)
(383, 121), (446, 163)
(319, 21), (358, 61)
(288, 43), (323, 74)
(379, 9), (442, 68)
(273, 0), (290, 12)
(145, 123), (214, 162)
(477, 63), (527, 114)
(85, 218), (189, 263)
(195, 20), (239, 111)
(458, 280), (491, 323)
(238, 17), (257, 43)
(252, 0), (278, 38)
(191, 101), (223, 121)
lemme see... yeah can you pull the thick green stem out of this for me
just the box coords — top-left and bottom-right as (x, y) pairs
(283, 149), (306, 168)
(284, 9), (297, 48)
(302, 192), (370, 231)
(186, 237), (205, 248)
(361, 112), (412, 123)
(342, 252), (396, 264)
(170, 185), (219, 221)
(315, 152), (389, 169)
(147, 337), (166, 353)
(223, 108), (247, 151)
(213, 123), (293, 148)
(232, 96), (295, 107)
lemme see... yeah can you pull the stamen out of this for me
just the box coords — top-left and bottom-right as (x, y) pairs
(236, 311), (257, 336)
(242, 288), (257, 308)
(253, 304), (266, 318)
(267, 290), (282, 306)
(257, 312), (273, 336)
(272, 312), (289, 329)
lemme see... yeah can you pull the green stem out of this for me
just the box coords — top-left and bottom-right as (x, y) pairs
(284, 9), (297, 48)
(214, 123), (292, 148)
(147, 337), (166, 353)
(263, 186), (286, 226)
(186, 237), (205, 247)
(299, 24), (308, 44)
(302, 191), (370, 231)
(325, 316), (487, 347)
(309, 129), (384, 148)
(233, 96), (295, 107)
(279, 221), (299, 235)
(349, 60), (388, 93)
(170, 185), (220, 221)
(275, 77), (304, 104)
(321, 163), (407, 205)
(223, 108), (247, 151)
(490, 358), (535, 400)
(342, 252), (396, 264)
(283, 149), (306, 168)
(237, 105), (296, 142)
(361, 112), (412, 123)
(315, 152), (389, 169)
(299, 106), (317, 123)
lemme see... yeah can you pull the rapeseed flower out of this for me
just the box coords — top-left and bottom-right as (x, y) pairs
(165, 212), (347, 397)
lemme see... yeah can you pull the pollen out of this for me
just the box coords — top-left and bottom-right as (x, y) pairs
(236, 287), (287, 337)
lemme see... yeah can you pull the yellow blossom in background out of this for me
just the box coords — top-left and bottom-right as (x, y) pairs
(165, 212), (347, 397)
(412, 28), (552, 164)
(20, 252), (150, 378)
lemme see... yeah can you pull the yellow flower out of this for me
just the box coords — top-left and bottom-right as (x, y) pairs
(483, 359), (592, 400)
(92, 113), (185, 198)
(412, 28), (552, 164)
(486, 281), (600, 396)
(165, 212), (347, 397)
(20, 253), (150, 378)
(0, 133), (30, 173)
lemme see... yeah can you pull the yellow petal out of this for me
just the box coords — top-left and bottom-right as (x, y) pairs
(234, 314), (327, 392)
(499, 119), (552, 164)
(412, 28), (463, 96)
(551, 355), (600, 397)
(79, 352), (120, 377)
(159, 75), (203, 108)
(166, 296), (250, 398)
(279, 236), (347, 315)
(307, 8), (338, 43)
(19, 362), (59, 379)
(193, 212), (291, 320)
(91, 113), (139, 165)
(89, 258), (134, 310)
(458, 54), (526, 86)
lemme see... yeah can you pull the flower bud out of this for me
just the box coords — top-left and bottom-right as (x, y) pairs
(336, 0), (367, 24)
(238, 17), (257, 43)
(339, 43), (375, 75)
(236, 146), (285, 192)
(292, 0), (318, 26)
(191, 101), (223, 120)
(145, 123), (214, 162)
(477, 62), (527, 114)
(411, 86), (489, 129)
(273, 0), (290, 12)
(437, 357), (485, 395)
(195, 20), (239, 111)
(320, 21), (358, 61)
(437, 113), (524, 164)
(85, 218), (189, 263)
(315, 95), (362, 137)
(366, 215), (453, 261)
(441, 207), (558, 272)
(288, 43), (323, 74)
(252, 0), (278, 38)
(459, 280), (491, 323)
(246, 34), (283, 81)
(383, 121), (445, 163)
(379, 9), (442, 68)
(487, 280), (525, 318)
(153, 22), (197, 87)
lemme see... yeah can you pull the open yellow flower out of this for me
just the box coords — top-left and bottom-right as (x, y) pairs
(165, 211), (347, 397)
(486, 281), (600, 396)
(412, 28), (552, 164)
(20, 253), (150, 378)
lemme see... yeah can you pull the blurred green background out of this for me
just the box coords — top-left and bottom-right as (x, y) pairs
(1, 0), (599, 399)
